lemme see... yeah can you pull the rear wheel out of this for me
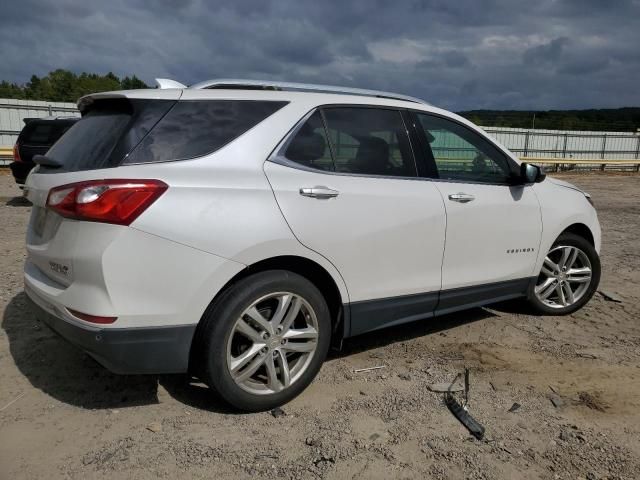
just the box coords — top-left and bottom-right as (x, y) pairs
(527, 233), (600, 315)
(197, 270), (331, 411)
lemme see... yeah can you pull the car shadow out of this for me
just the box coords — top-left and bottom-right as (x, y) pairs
(2, 292), (243, 413)
(487, 298), (538, 315)
(3, 291), (496, 412)
(331, 307), (496, 360)
(3, 292), (160, 410)
(3, 196), (32, 207)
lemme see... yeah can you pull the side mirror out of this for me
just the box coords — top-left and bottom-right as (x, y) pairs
(520, 162), (546, 184)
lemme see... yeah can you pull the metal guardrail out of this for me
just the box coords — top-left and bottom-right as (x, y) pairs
(520, 157), (640, 172)
(0, 146), (13, 166)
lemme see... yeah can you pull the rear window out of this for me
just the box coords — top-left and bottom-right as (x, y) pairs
(42, 99), (287, 173)
(45, 99), (173, 173)
(124, 100), (287, 164)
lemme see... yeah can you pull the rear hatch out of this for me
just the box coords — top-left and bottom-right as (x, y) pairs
(25, 91), (181, 287)
(24, 89), (288, 289)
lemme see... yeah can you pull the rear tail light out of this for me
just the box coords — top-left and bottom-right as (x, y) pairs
(47, 179), (168, 225)
(13, 143), (21, 162)
(67, 308), (117, 324)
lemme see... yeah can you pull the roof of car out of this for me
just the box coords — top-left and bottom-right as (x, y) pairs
(186, 78), (429, 105)
(79, 78), (432, 111)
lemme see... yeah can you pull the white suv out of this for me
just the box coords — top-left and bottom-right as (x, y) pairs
(24, 79), (601, 411)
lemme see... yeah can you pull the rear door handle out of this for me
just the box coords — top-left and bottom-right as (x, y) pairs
(299, 186), (340, 199)
(448, 193), (475, 203)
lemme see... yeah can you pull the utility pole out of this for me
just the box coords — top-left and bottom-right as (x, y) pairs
(531, 113), (536, 130)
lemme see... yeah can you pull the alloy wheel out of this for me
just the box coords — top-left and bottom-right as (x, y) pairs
(534, 245), (592, 309)
(226, 292), (319, 395)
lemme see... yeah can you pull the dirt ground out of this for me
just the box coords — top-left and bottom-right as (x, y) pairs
(0, 170), (639, 480)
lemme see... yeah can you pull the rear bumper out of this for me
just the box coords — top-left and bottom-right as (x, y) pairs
(25, 288), (196, 375)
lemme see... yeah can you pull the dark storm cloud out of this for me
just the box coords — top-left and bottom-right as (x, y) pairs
(1, 0), (638, 110)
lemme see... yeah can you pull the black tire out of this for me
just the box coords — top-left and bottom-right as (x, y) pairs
(526, 232), (600, 315)
(195, 270), (331, 412)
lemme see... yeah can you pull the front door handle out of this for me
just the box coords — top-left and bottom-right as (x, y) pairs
(448, 193), (475, 203)
(299, 186), (340, 199)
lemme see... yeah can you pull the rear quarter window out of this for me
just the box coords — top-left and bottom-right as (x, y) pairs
(124, 100), (288, 164)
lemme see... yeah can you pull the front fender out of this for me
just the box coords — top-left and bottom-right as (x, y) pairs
(532, 181), (601, 275)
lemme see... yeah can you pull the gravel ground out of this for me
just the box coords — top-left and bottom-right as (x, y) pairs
(1, 170), (639, 480)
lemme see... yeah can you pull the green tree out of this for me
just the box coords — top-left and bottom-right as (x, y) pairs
(121, 75), (148, 90)
(2, 70), (150, 102)
(0, 81), (25, 99)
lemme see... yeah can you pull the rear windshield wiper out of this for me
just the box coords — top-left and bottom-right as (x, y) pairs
(33, 155), (63, 169)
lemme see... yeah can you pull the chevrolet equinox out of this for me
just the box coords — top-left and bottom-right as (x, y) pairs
(24, 79), (601, 411)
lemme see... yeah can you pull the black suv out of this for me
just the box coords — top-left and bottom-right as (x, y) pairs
(10, 116), (79, 186)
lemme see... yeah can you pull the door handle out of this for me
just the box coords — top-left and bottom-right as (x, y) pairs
(448, 193), (475, 203)
(299, 186), (340, 199)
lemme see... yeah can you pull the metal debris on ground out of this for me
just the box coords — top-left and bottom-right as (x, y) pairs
(353, 365), (386, 373)
(576, 351), (598, 359)
(442, 368), (486, 440)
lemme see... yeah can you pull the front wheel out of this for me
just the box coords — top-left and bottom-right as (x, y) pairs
(196, 270), (331, 411)
(527, 232), (600, 315)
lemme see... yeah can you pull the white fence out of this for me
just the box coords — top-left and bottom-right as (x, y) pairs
(484, 126), (640, 161)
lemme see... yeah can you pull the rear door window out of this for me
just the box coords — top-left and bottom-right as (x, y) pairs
(322, 107), (417, 177)
(282, 107), (417, 177)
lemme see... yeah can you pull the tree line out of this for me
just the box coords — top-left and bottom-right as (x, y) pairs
(1, 70), (638, 132)
(0, 69), (148, 103)
(458, 108), (640, 132)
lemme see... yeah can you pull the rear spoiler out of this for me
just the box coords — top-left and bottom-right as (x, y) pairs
(77, 89), (183, 113)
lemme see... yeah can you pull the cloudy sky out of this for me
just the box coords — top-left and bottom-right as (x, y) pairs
(2, 0), (639, 111)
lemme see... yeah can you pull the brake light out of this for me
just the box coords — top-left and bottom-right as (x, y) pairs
(47, 179), (168, 225)
(67, 308), (117, 324)
(13, 143), (21, 162)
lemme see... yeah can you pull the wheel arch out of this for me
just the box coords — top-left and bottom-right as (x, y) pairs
(189, 255), (348, 373)
(534, 216), (600, 279)
(560, 223), (595, 246)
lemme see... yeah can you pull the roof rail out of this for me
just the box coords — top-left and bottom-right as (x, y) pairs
(188, 78), (429, 104)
